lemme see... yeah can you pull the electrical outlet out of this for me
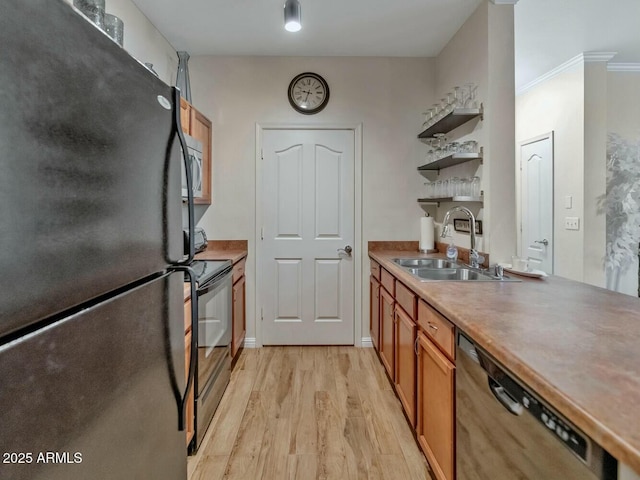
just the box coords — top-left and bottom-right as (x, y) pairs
(565, 217), (580, 230)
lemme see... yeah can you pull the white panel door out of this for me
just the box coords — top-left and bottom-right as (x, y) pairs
(262, 129), (355, 345)
(520, 133), (554, 273)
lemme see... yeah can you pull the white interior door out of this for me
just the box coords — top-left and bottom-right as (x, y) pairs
(261, 129), (355, 345)
(520, 133), (554, 273)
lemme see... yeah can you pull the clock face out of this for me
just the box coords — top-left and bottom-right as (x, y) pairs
(288, 73), (330, 114)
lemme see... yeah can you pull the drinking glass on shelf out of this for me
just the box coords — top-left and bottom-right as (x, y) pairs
(448, 142), (460, 155)
(464, 83), (478, 109)
(439, 98), (448, 118)
(461, 140), (478, 154)
(435, 180), (443, 198)
(471, 176), (481, 197)
(450, 177), (460, 196)
(453, 86), (464, 108)
(430, 104), (441, 126)
(459, 177), (470, 196)
(445, 92), (455, 114)
(442, 179), (450, 198)
(422, 111), (431, 129)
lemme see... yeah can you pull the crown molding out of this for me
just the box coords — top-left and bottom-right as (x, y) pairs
(517, 52), (618, 96)
(583, 52), (618, 63)
(608, 63), (640, 72)
(489, 0), (519, 4)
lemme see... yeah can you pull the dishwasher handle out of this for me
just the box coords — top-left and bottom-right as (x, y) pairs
(488, 378), (524, 416)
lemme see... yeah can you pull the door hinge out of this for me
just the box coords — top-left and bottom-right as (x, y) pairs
(261, 227), (264, 240)
(261, 308), (263, 321)
(261, 149), (264, 160)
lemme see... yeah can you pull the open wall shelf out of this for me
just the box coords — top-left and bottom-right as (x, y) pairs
(418, 107), (483, 139)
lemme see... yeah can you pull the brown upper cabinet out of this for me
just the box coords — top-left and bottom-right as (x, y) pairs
(180, 98), (212, 205)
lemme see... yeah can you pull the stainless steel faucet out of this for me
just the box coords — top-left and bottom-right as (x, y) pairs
(441, 206), (484, 269)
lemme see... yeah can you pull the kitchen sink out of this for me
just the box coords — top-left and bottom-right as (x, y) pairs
(407, 267), (496, 281)
(393, 258), (458, 269)
(394, 258), (520, 282)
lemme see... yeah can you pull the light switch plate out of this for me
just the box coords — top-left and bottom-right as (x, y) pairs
(565, 217), (580, 230)
(565, 195), (572, 209)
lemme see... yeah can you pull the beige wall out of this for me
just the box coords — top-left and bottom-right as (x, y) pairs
(583, 62), (608, 287)
(188, 56), (435, 343)
(432, 1), (516, 264)
(64, 0), (177, 85)
(516, 64), (585, 281)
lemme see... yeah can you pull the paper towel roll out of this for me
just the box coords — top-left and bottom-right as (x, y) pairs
(419, 216), (435, 251)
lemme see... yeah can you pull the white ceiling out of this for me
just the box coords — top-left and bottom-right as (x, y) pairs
(515, 0), (640, 89)
(130, 0), (483, 57)
(131, 0), (640, 90)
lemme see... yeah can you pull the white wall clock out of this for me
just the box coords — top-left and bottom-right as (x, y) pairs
(287, 72), (330, 115)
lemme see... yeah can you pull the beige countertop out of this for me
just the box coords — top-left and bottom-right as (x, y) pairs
(183, 240), (248, 300)
(369, 248), (640, 473)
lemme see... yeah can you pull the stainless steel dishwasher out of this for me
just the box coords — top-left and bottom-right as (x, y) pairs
(456, 331), (618, 480)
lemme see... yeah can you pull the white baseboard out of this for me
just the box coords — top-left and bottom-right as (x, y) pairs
(243, 337), (257, 348)
(243, 338), (372, 348)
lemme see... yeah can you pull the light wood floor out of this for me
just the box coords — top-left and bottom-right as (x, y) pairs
(187, 346), (430, 480)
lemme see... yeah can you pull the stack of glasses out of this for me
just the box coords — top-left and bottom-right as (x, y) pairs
(423, 176), (481, 199)
(421, 83), (478, 131)
(424, 139), (479, 164)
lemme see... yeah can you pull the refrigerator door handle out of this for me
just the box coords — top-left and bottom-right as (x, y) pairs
(173, 88), (195, 266)
(169, 266), (198, 431)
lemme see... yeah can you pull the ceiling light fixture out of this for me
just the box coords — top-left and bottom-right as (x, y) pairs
(284, 0), (302, 32)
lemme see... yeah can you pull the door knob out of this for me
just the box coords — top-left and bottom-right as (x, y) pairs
(337, 245), (353, 256)
(534, 239), (549, 246)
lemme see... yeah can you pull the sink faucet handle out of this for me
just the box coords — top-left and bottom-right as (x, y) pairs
(493, 264), (504, 278)
(469, 249), (485, 268)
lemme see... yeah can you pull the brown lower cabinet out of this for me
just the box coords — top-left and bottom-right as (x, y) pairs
(369, 257), (457, 480)
(417, 330), (455, 480)
(394, 305), (417, 427)
(370, 275), (380, 349)
(231, 259), (246, 361)
(379, 287), (395, 381)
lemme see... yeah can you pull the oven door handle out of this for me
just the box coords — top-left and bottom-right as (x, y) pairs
(169, 266), (197, 432)
(173, 87), (195, 266)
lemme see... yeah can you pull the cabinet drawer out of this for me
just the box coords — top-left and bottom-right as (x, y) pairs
(418, 300), (455, 360)
(380, 268), (395, 296)
(233, 258), (246, 284)
(370, 259), (381, 280)
(395, 281), (416, 319)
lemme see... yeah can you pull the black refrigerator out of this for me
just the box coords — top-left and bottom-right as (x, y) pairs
(0, 1), (196, 478)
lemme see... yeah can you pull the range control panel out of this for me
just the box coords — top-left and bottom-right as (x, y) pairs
(521, 390), (588, 462)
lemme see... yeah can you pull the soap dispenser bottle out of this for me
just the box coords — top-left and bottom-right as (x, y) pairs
(446, 241), (458, 262)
